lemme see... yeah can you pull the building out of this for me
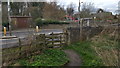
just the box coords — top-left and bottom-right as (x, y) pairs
(10, 16), (32, 29)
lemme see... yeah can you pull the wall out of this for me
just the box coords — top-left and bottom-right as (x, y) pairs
(66, 26), (103, 44)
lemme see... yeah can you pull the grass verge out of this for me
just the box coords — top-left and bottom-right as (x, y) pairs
(12, 49), (69, 66)
(91, 35), (118, 66)
(63, 41), (103, 66)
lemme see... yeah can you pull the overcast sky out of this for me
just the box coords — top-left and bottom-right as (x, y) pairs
(57, 0), (119, 14)
(1, 0), (119, 14)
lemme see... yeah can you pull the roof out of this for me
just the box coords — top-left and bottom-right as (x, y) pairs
(10, 16), (32, 18)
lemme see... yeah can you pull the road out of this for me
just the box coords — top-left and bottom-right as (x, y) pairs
(2, 29), (63, 37)
(1, 29), (63, 48)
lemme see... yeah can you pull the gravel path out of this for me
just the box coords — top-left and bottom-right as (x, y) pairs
(63, 49), (82, 66)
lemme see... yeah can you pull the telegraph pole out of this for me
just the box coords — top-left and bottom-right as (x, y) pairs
(78, 0), (83, 41)
(8, 0), (12, 36)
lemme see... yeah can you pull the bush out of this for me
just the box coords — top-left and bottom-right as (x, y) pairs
(35, 18), (44, 27)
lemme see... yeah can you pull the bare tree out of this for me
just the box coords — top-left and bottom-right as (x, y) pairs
(115, 1), (120, 14)
(27, 2), (45, 20)
(66, 3), (76, 16)
(43, 2), (66, 20)
(80, 2), (95, 18)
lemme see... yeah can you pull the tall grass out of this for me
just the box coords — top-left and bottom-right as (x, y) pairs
(91, 26), (119, 66)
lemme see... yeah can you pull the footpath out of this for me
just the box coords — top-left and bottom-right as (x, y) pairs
(63, 49), (82, 66)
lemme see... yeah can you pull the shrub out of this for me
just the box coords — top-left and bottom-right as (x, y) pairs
(35, 18), (44, 27)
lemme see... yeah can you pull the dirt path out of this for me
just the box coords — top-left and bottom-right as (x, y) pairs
(63, 49), (82, 66)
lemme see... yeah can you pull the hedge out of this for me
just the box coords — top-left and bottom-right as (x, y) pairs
(35, 18), (69, 27)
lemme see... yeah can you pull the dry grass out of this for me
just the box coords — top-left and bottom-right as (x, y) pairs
(91, 26), (119, 66)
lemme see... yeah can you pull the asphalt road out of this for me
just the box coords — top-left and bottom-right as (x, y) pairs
(1, 29), (63, 48)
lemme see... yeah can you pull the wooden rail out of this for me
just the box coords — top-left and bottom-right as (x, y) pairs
(45, 32), (67, 48)
(0, 36), (17, 39)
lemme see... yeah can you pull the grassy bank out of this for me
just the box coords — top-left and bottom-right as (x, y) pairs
(63, 41), (103, 66)
(91, 34), (118, 66)
(12, 49), (69, 66)
(63, 34), (118, 66)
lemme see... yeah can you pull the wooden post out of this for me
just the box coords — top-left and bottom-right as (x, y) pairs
(87, 28), (91, 41)
(80, 19), (83, 41)
(65, 30), (68, 45)
(43, 34), (46, 49)
(78, 0), (83, 41)
(19, 46), (22, 57)
(67, 28), (71, 45)
(19, 38), (21, 46)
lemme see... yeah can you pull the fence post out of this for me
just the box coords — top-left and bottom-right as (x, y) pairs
(18, 38), (21, 46)
(43, 34), (46, 49)
(64, 29), (68, 45)
(19, 46), (22, 58)
(60, 34), (62, 46)
(67, 28), (71, 45)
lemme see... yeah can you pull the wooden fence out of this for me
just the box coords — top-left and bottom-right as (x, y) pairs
(2, 32), (68, 66)
(45, 32), (68, 48)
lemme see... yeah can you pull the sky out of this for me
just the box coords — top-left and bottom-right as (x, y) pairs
(57, 0), (120, 14)
(1, 0), (119, 14)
